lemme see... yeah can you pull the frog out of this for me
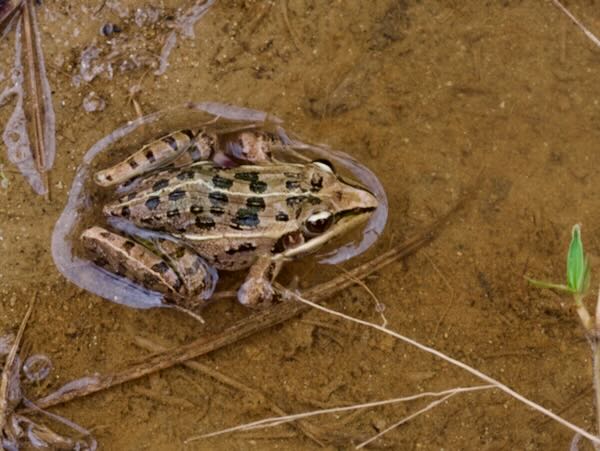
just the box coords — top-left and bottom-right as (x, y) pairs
(80, 127), (378, 310)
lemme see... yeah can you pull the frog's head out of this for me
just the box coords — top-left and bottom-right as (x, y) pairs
(278, 160), (378, 260)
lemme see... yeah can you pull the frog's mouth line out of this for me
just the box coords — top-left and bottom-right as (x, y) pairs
(277, 207), (377, 261)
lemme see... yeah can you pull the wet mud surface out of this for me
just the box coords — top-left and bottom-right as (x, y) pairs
(3, 0), (600, 449)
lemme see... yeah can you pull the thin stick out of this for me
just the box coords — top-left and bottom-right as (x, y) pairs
(0, 297), (35, 431)
(21, 0), (48, 196)
(356, 392), (458, 449)
(286, 292), (600, 445)
(551, 0), (600, 48)
(188, 385), (493, 442)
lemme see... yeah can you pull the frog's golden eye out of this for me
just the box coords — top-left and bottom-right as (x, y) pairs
(304, 211), (334, 235)
(312, 159), (335, 174)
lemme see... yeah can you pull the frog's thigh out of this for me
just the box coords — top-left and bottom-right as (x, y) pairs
(81, 226), (183, 298)
(154, 239), (218, 307)
(237, 256), (283, 308)
(95, 129), (213, 187)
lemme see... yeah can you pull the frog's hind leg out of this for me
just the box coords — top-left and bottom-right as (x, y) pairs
(94, 129), (215, 187)
(81, 226), (217, 308)
(154, 239), (218, 308)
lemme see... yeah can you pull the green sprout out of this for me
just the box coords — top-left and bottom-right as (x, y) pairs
(527, 224), (592, 330)
(528, 224), (590, 295)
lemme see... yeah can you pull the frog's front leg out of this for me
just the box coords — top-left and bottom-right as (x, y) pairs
(237, 256), (284, 308)
(81, 226), (217, 309)
(95, 129), (215, 187)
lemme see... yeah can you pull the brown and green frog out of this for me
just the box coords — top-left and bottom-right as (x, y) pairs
(81, 127), (378, 310)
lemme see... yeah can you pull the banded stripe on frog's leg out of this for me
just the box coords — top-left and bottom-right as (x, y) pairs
(94, 129), (201, 187)
(171, 131), (216, 168)
(81, 226), (185, 301)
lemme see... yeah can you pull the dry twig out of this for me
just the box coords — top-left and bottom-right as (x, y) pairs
(21, 0), (49, 197)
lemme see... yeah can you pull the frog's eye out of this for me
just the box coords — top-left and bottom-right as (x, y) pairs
(312, 159), (335, 174)
(304, 211), (334, 235)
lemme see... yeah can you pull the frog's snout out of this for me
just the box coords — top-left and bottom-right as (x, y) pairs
(337, 184), (378, 215)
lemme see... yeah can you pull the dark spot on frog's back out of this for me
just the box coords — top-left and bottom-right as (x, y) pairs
(234, 171), (259, 182)
(167, 208), (180, 218)
(145, 196), (160, 210)
(168, 189), (186, 201)
(232, 208), (260, 228)
(195, 216), (216, 230)
(250, 180), (268, 194)
(177, 170), (194, 181)
(208, 191), (228, 205)
(286, 195), (321, 207)
(152, 179), (169, 192)
(121, 206), (131, 218)
(285, 180), (301, 190)
(212, 174), (234, 189)
(127, 158), (139, 169)
(210, 206), (225, 216)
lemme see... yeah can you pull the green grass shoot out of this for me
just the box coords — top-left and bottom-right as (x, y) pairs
(527, 224), (590, 296)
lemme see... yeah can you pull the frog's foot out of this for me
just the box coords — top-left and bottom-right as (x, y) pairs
(94, 129), (215, 187)
(221, 131), (273, 165)
(237, 256), (282, 308)
(81, 227), (217, 309)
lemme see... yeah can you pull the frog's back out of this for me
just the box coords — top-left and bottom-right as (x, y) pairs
(103, 163), (325, 270)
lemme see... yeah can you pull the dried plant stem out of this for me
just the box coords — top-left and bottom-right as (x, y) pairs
(551, 0), (600, 48)
(190, 385), (492, 443)
(357, 392), (456, 449)
(21, 0), (48, 196)
(283, 292), (600, 446)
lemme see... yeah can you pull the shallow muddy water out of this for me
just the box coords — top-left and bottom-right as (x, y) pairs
(3, 0), (600, 449)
